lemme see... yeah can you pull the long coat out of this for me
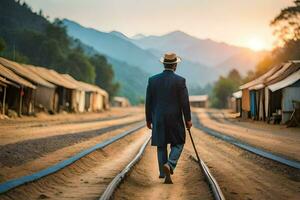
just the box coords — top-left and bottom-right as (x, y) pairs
(145, 70), (191, 147)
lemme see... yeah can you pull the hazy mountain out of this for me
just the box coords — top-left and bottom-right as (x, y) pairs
(63, 19), (219, 86)
(131, 33), (146, 40)
(73, 39), (149, 104)
(215, 50), (269, 75)
(131, 30), (266, 73)
(110, 31), (130, 41)
(63, 19), (160, 75)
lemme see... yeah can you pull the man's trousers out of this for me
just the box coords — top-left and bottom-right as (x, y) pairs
(157, 144), (184, 177)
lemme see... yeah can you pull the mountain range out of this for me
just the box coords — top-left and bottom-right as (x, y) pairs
(62, 19), (267, 103)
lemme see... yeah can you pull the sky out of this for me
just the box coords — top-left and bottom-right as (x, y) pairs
(24, 0), (293, 51)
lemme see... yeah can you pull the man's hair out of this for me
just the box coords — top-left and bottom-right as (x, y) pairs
(164, 63), (176, 69)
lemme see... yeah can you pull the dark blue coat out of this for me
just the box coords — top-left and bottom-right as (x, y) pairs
(145, 70), (191, 147)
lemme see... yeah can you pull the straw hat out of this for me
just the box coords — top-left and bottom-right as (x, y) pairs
(160, 52), (181, 64)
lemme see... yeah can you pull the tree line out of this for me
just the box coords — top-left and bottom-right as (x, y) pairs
(0, 0), (119, 97)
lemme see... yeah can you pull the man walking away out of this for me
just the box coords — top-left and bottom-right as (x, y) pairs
(145, 52), (192, 184)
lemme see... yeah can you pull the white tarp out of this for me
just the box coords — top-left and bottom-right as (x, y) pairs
(232, 91), (242, 98)
(189, 95), (208, 102)
(268, 70), (300, 92)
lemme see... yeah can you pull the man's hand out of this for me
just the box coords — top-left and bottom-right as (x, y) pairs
(186, 120), (192, 130)
(147, 121), (152, 129)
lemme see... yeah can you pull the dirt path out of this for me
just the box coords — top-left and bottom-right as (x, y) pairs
(0, 113), (144, 145)
(113, 138), (213, 200)
(194, 108), (300, 161)
(0, 129), (150, 200)
(191, 122), (300, 200)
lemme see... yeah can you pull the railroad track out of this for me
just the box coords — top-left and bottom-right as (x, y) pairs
(0, 122), (145, 196)
(0, 118), (225, 200)
(193, 112), (300, 170)
(99, 135), (225, 200)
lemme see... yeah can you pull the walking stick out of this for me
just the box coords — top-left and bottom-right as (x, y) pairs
(187, 128), (201, 166)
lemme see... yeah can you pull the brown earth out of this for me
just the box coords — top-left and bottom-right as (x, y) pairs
(194, 108), (300, 161)
(113, 135), (213, 200)
(191, 121), (300, 200)
(0, 128), (150, 200)
(0, 111), (144, 146)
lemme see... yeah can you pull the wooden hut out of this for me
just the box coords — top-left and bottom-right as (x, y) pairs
(0, 64), (36, 116)
(189, 95), (208, 108)
(231, 91), (242, 114)
(27, 66), (77, 113)
(61, 74), (87, 113)
(239, 65), (281, 120)
(0, 58), (56, 114)
(78, 82), (109, 111)
(112, 96), (130, 107)
(267, 69), (300, 123)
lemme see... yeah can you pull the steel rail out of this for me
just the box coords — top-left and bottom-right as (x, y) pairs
(194, 114), (300, 170)
(99, 135), (151, 200)
(188, 129), (225, 200)
(0, 122), (145, 194)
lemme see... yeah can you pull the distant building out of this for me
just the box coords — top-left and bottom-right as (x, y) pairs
(189, 95), (208, 108)
(112, 96), (130, 107)
(230, 91), (242, 114)
(0, 57), (110, 117)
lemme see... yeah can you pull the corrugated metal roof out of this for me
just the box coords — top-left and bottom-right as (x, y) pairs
(232, 91), (242, 98)
(189, 95), (208, 102)
(0, 64), (36, 89)
(27, 66), (77, 89)
(240, 64), (282, 90)
(268, 70), (300, 92)
(0, 57), (55, 88)
(266, 61), (300, 86)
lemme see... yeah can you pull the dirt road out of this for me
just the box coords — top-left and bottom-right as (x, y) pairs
(192, 112), (300, 200)
(195, 108), (300, 161)
(113, 137), (213, 200)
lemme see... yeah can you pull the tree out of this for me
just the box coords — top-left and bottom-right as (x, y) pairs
(63, 48), (96, 83)
(89, 54), (119, 97)
(250, 1), (300, 79)
(228, 69), (242, 84)
(271, 0), (300, 44)
(211, 69), (242, 108)
(0, 37), (5, 52)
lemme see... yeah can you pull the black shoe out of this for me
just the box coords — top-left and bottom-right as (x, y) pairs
(159, 175), (165, 179)
(163, 164), (173, 184)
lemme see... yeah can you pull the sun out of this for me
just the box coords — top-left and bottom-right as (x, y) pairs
(247, 37), (266, 51)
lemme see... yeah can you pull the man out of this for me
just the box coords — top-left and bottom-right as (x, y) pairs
(145, 52), (192, 184)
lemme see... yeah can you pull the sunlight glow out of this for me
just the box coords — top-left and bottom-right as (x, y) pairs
(247, 37), (266, 51)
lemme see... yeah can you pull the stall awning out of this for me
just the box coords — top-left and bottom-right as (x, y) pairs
(239, 64), (282, 90)
(268, 70), (300, 92)
(232, 91), (242, 98)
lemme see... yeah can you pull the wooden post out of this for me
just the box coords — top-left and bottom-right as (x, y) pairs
(2, 86), (6, 115)
(19, 87), (23, 116)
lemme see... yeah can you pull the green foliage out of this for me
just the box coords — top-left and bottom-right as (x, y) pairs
(0, 38), (6, 52)
(89, 55), (119, 97)
(0, 0), (119, 98)
(63, 48), (96, 83)
(211, 69), (242, 108)
(189, 84), (213, 96)
(271, 0), (300, 44)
